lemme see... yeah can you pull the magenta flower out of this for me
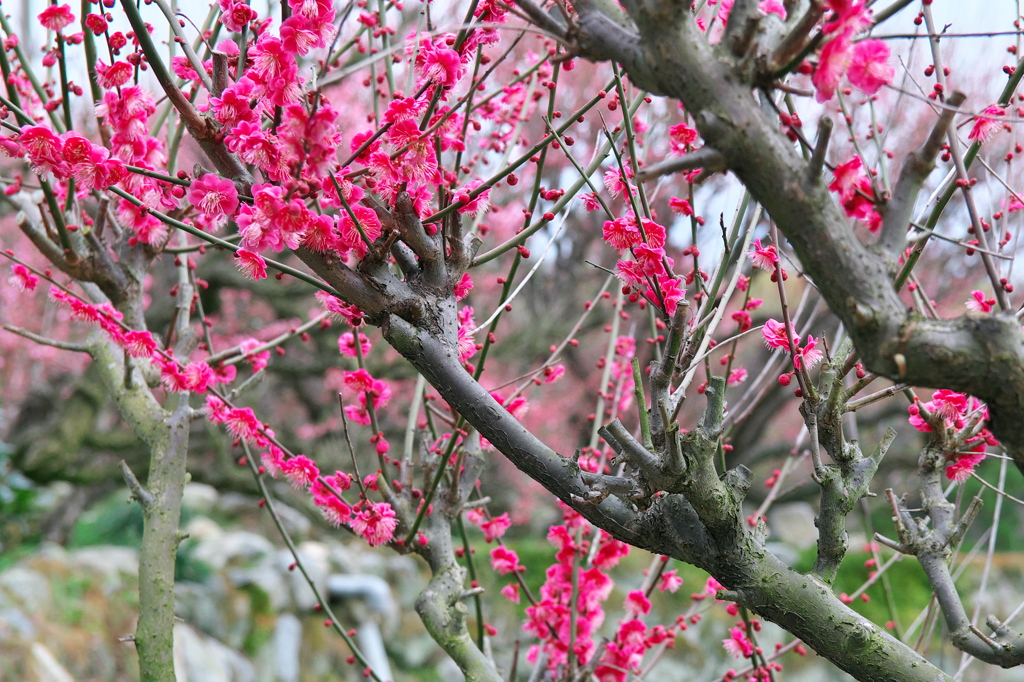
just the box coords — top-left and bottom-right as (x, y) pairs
(634, 244), (667, 276)
(829, 155), (878, 224)
(419, 45), (464, 88)
(500, 584), (520, 603)
(85, 13), (107, 34)
(259, 447), (285, 478)
(224, 407), (262, 441)
(281, 14), (334, 56)
(234, 249), (268, 280)
(38, 4), (74, 31)
(762, 318), (798, 350)
(624, 590), (652, 617)
(757, 0), (787, 19)
(615, 260), (645, 290)
(965, 290), (995, 313)
(325, 470), (353, 492)
(454, 272), (474, 300)
(668, 123), (698, 154)
(457, 306), (477, 362)
(350, 502), (398, 546)
(658, 570), (683, 593)
(219, 0), (257, 32)
(479, 513), (511, 542)
(847, 39), (894, 96)
(657, 275), (686, 316)
(946, 452), (986, 482)
(19, 126), (68, 178)
(813, 35), (853, 103)
(8, 264), (39, 292)
(312, 488), (352, 527)
(282, 454), (320, 489)
(342, 368), (375, 393)
(543, 364), (566, 384)
(95, 61), (133, 89)
(182, 361), (214, 393)
(968, 105), (1007, 142)
(603, 215), (643, 250)
(592, 532), (631, 569)
(343, 403), (372, 426)
(823, 0), (873, 37)
(929, 389), (969, 423)
(748, 239), (779, 271)
(669, 196), (694, 216)
(603, 168), (632, 198)
(336, 204), (382, 258)
(717, 0), (735, 23)
(454, 181), (490, 215)
(797, 335), (824, 370)
(338, 332), (371, 358)
(239, 338), (270, 372)
(490, 546), (524, 574)
(122, 330), (158, 358)
(723, 626), (755, 658)
(727, 367), (748, 385)
(205, 395), (232, 425)
(62, 134), (124, 190)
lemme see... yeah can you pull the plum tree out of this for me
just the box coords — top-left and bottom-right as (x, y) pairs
(2, 0), (1024, 681)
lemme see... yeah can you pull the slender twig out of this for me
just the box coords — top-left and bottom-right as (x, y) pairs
(1, 323), (89, 352)
(240, 442), (385, 682)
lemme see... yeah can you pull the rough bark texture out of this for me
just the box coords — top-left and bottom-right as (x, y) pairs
(415, 508), (503, 682)
(381, 310), (953, 682)
(288, 166), (963, 679)
(72, 1), (1018, 676)
(90, 336), (188, 682)
(560, 0), (1024, 466)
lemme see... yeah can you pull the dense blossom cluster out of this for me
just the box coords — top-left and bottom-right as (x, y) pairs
(501, 502), (687, 680)
(37, 278), (401, 546)
(0, 0), (1012, 678)
(908, 389), (999, 481)
(810, 1), (894, 102)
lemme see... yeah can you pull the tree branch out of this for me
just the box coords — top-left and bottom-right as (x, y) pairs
(878, 91), (965, 257)
(117, 0), (252, 189)
(636, 146), (726, 182)
(556, 1), (1024, 472)
(884, 446), (1024, 667)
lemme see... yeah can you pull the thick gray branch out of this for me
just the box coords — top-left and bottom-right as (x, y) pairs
(636, 147), (726, 182)
(563, 1), (1024, 471)
(879, 91), (966, 257)
(886, 448), (1024, 667)
(295, 247), (393, 320)
(415, 500), (502, 682)
(382, 312), (647, 542)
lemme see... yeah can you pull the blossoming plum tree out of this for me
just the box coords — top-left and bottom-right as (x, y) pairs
(3, 0), (1024, 680)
